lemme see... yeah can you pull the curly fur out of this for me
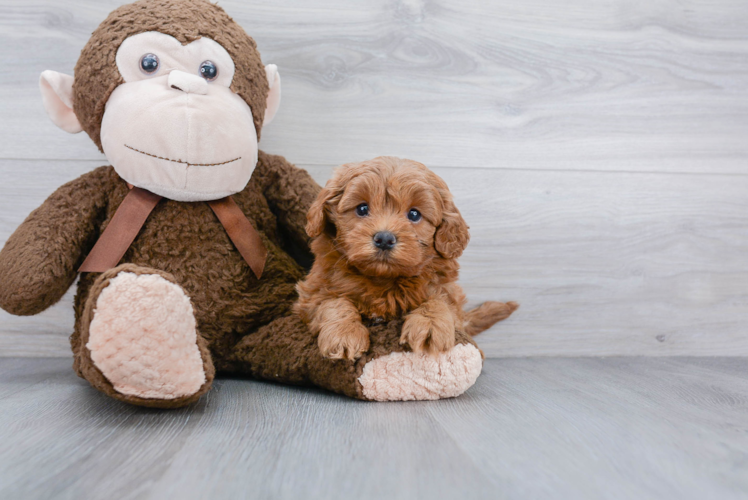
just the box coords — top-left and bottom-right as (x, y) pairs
(295, 157), (516, 360)
(0, 1), (513, 406)
(0, 151), (323, 406)
(73, 0), (269, 151)
(68, 152), (316, 369)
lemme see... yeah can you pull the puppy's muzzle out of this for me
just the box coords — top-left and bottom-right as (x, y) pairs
(373, 231), (396, 250)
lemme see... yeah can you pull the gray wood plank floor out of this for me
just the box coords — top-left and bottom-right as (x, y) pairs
(1, 0), (748, 357)
(0, 357), (746, 499)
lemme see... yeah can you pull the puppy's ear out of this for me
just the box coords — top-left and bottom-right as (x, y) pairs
(435, 202), (470, 259)
(306, 161), (370, 238)
(305, 186), (337, 238)
(434, 192), (470, 260)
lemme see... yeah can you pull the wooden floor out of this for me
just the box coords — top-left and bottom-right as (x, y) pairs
(0, 357), (745, 499)
(2, 0), (748, 357)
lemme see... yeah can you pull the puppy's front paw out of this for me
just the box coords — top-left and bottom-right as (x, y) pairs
(318, 321), (370, 360)
(401, 311), (456, 355)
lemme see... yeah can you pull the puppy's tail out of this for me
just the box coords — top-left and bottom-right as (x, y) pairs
(464, 301), (518, 337)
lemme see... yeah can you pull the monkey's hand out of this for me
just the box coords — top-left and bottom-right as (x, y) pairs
(0, 166), (113, 315)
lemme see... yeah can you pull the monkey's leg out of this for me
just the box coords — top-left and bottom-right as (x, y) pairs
(228, 315), (484, 401)
(75, 264), (214, 408)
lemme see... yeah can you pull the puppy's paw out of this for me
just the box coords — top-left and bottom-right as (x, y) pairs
(401, 311), (456, 355)
(318, 321), (370, 360)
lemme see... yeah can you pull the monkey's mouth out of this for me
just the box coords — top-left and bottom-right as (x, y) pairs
(124, 144), (241, 167)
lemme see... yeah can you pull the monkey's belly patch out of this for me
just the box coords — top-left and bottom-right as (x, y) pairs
(358, 343), (482, 401)
(86, 272), (206, 400)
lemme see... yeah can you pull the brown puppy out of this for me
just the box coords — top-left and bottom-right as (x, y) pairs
(295, 156), (517, 360)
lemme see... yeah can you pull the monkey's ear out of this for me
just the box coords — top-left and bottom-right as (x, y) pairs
(263, 64), (281, 126)
(39, 70), (83, 134)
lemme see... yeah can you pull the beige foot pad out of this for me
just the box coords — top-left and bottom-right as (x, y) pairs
(358, 343), (483, 401)
(87, 272), (206, 400)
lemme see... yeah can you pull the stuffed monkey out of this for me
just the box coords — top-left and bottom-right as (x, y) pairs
(0, 0), (488, 407)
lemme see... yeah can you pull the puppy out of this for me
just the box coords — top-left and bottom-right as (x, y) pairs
(295, 156), (517, 360)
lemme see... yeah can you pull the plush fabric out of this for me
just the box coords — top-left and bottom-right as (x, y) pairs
(87, 271), (206, 400)
(101, 30), (260, 202)
(73, 0), (269, 151)
(101, 73), (259, 201)
(226, 315), (482, 401)
(0, 170), (113, 316)
(66, 153), (318, 373)
(359, 343), (483, 401)
(0, 153), (495, 406)
(115, 32), (236, 87)
(0, 0), (508, 408)
(39, 71), (82, 134)
(74, 264), (215, 408)
(263, 64), (281, 125)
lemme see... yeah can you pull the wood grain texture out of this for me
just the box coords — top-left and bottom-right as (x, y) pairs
(0, 357), (746, 499)
(0, 0), (747, 172)
(1, 0), (747, 357)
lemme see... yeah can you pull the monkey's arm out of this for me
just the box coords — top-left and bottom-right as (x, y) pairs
(0, 166), (113, 315)
(255, 151), (321, 268)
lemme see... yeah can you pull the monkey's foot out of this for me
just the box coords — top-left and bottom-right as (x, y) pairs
(77, 264), (214, 408)
(358, 339), (482, 401)
(229, 316), (482, 402)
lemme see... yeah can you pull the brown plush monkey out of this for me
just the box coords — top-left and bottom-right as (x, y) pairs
(0, 0), (491, 408)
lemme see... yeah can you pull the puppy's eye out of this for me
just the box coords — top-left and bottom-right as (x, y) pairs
(356, 203), (369, 217)
(407, 208), (422, 222)
(199, 60), (218, 81)
(140, 53), (160, 75)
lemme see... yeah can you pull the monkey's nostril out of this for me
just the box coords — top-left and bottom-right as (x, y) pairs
(373, 231), (397, 250)
(167, 70), (209, 95)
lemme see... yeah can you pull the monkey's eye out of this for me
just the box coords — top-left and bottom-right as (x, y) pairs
(407, 208), (422, 222)
(139, 53), (160, 75)
(199, 60), (218, 81)
(356, 203), (369, 217)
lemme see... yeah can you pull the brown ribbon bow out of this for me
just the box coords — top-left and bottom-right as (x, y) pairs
(78, 187), (267, 279)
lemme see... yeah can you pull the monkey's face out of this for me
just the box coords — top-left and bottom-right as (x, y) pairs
(99, 32), (257, 202)
(39, 13), (281, 203)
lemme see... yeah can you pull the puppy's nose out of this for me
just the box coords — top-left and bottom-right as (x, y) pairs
(373, 231), (397, 250)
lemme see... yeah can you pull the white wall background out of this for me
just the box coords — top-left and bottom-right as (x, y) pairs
(1, 0), (747, 357)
